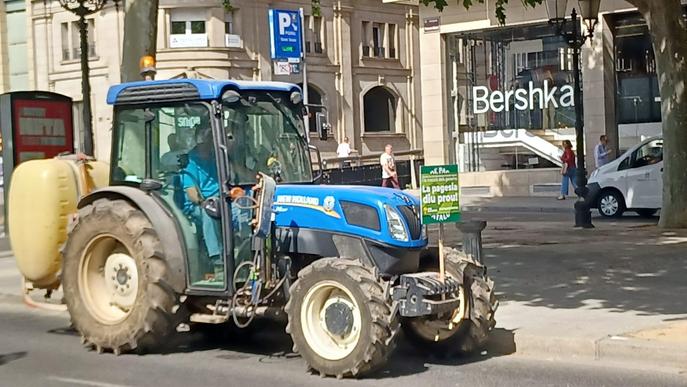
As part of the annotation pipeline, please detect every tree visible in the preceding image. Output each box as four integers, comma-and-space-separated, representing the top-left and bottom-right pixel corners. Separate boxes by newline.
120, 0, 159, 83
421, 0, 687, 228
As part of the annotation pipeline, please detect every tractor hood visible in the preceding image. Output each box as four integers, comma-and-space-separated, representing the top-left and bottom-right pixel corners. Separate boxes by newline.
272, 185, 427, 248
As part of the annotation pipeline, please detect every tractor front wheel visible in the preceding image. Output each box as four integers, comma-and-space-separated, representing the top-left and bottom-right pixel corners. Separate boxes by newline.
285, 258, 398, 378
62, 199, 178, 354
402, 247, 497, 356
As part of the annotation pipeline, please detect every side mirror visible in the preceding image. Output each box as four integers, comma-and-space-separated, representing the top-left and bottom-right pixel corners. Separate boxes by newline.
222, 90, 241, 104
315, 112, 330, 141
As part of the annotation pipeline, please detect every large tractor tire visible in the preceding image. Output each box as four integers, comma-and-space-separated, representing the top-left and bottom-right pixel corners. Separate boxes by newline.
402, 247, 497, 356
285, 258, 399, 378
62, 199, 179, 354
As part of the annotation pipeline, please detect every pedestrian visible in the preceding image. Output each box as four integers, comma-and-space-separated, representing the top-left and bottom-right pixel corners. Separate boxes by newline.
594, 135, 612, 169
337, 136, 354, 168
558, 140, 576, 200
380, 144, 400, 189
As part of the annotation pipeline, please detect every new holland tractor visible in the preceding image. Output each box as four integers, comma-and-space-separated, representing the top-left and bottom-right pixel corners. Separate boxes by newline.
8, 78, 497, 378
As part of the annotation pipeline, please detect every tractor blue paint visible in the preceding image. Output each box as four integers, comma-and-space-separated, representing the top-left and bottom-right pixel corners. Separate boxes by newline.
274, 184, 427, 248
107, 79, 301, 104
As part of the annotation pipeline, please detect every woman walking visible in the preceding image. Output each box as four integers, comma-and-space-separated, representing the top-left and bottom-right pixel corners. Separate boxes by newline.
558, 140, 577, 200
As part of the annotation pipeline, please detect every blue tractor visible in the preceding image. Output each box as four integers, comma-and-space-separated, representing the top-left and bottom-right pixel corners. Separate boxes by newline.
59, 79, 497, 378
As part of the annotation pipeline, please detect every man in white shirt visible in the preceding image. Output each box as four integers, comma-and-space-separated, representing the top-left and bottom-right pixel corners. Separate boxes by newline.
337, 137, 353, 167
380, 144, 399, 189
594, 135, 612, 169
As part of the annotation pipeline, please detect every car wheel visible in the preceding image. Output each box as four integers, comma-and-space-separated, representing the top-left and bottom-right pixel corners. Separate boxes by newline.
597, 191, 625, 218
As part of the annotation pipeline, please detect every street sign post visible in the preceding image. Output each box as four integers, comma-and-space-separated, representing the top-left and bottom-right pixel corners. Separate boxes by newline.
268, 8, 309, 134
420, 164, 461, 281
268, 9, 302, 60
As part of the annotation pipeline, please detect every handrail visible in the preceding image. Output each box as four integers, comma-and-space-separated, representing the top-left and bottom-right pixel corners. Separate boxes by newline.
323, 149, 423, 168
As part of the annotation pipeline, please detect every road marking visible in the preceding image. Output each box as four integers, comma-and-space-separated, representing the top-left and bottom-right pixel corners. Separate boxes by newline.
47, 376, 132, 387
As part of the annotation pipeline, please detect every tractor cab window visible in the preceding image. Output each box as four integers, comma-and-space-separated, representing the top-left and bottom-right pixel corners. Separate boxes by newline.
222, 91, 313, 185
112, 103, 227, 289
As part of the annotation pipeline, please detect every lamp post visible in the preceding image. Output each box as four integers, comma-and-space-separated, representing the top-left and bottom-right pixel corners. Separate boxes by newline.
59, 0, 120, 156
546, 0, 600, 228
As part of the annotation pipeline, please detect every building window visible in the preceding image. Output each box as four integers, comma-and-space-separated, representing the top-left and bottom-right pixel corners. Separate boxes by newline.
364, 87, 396, 132
614, 13, 661, 124
362, 22, 398, 59
225, 10, 242, 48
60, 20, 96, 61
169, 9, 208, 48
305, 15, 324, 54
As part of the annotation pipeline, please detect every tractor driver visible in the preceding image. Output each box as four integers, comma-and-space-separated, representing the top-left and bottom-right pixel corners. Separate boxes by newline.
182, 125, 223, 279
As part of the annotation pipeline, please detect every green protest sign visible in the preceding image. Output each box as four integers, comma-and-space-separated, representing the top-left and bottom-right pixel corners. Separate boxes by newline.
420, 164, 460, 224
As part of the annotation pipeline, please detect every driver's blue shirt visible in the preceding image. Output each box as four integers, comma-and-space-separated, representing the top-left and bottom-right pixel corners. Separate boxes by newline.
182, 148, 219, 212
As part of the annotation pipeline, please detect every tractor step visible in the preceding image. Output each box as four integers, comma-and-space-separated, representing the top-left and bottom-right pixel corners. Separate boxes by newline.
391, 272, 461, 317
189, 313, 229, 324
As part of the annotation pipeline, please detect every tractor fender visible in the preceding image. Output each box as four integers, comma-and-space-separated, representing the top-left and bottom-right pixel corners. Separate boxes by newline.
77, 187, 187, 293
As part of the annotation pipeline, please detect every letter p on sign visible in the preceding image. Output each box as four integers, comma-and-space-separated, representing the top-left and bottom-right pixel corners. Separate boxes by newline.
279, 13, 292, 34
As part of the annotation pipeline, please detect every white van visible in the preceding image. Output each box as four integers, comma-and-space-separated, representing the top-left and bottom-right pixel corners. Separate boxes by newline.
588, 136, 663, 218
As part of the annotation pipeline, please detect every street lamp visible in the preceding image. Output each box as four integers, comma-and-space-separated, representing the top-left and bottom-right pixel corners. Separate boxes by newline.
546, 0, 600, 229
58, 0, 120, 156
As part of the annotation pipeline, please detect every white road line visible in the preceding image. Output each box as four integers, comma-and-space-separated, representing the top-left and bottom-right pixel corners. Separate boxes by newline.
46, 376, 133, 387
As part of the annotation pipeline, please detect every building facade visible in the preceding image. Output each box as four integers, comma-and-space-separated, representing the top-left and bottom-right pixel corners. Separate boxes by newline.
411, 0, 684, 179
26, 0, 422, 161
0, 0, 29, 93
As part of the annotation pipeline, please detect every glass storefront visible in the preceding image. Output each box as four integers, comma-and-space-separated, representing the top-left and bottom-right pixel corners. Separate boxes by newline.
446, 22, 578, 171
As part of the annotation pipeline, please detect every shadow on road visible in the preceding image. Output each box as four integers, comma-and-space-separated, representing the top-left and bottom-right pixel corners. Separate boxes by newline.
154, 320, 516, 379
0, 351, 27, 366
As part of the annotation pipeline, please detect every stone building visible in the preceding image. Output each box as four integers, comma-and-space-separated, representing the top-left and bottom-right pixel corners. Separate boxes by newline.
25, 0, 422, 161
385, 0, 684, 196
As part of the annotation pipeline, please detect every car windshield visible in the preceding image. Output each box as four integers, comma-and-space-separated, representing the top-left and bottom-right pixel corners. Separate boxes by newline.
222, 91, 312, 185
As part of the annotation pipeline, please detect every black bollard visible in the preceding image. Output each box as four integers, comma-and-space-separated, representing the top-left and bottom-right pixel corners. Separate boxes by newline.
457, 220, 487, 264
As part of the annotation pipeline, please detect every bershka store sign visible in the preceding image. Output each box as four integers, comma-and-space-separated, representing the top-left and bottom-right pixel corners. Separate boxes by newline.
473, 80, 574, 114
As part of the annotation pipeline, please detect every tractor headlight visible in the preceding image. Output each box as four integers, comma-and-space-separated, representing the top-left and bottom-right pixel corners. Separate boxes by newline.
385, 205, 409, 242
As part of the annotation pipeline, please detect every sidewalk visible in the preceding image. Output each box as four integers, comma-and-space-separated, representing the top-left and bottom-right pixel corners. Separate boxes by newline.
434, 213, 687, 372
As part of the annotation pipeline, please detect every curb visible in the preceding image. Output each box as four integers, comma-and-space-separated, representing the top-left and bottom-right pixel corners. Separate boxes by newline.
0, 250, 13, 259
462, 205, 574, 214
500, 331, 687, 371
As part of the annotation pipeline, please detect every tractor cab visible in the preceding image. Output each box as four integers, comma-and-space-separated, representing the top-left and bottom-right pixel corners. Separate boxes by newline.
107, 79, 321, 291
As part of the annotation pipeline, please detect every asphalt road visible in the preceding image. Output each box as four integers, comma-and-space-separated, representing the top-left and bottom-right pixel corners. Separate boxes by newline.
0, 295, 685, 387
2, 210, 685, 387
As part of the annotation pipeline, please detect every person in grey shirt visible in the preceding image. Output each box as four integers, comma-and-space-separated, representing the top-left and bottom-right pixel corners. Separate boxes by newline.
594, 135, 612, 169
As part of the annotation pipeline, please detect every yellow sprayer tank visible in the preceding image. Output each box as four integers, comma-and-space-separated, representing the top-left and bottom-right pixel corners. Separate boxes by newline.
8, 157, 109, 289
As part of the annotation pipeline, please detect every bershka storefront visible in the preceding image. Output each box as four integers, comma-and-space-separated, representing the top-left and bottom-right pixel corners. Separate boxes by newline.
416, 3, 683, 189
446, 22, 579, 172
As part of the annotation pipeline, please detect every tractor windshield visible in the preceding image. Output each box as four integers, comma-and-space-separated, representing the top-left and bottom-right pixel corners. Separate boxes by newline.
222, 91, 313, 185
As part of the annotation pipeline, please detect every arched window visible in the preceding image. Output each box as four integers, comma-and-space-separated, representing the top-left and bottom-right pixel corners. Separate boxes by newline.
364, 87, 396, 132
299, 83, 324, 132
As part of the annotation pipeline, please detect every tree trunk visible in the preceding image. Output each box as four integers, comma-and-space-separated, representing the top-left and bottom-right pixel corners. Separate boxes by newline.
633, 0, 687, 228
120, 0, 159, 83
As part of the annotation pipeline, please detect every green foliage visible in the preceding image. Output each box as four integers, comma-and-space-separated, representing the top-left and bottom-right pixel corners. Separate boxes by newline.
222, 0, 233, 12
312, 0, 322, 17
420, 0, 542, 24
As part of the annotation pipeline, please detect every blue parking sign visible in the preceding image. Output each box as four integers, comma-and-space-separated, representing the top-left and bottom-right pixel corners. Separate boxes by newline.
268, 9, 302, 60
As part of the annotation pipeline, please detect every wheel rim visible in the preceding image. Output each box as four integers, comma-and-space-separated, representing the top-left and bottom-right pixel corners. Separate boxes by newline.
600, 195, 619, 216
300, 280, 362, 361
408, 282, 466, 342
78, 235, 139, 325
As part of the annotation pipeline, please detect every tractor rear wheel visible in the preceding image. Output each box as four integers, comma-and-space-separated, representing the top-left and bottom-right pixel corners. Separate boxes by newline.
285, 258, 399, 378
402, 247, 497, 356
62, 199, 178, 354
